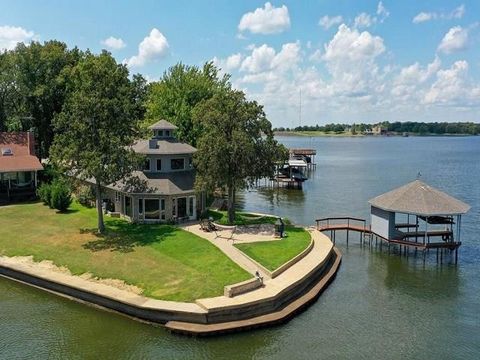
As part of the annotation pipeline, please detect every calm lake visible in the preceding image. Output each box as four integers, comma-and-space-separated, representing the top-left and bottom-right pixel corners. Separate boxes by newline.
1, 136, 479, 359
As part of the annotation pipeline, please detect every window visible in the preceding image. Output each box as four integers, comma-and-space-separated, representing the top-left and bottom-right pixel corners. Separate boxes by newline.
172, 198, 176, 217
189, 157, 193, 168
189, 196, 194, 217
145, 199, 160, 220
138, 198, 143, 215
125, 196, 132, 218
171, 158, 185, 170
165, 130, 170, 137
156, 159, 162, 171
144, 159, 151, 171
161, 199, 166, 220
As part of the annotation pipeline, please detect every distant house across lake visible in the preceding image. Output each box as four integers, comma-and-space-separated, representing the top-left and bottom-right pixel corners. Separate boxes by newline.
0, 131, 43, 203
90, 120, 204, 223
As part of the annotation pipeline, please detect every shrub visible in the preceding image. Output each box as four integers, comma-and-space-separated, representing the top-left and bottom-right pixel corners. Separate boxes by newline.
76, 185, 95, 207
50, 181, 72, 212
37, 183, 53, 207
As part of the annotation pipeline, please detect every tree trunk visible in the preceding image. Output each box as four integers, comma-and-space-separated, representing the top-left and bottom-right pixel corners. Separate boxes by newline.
95, 179, 105, 233
227, 184, 235, 225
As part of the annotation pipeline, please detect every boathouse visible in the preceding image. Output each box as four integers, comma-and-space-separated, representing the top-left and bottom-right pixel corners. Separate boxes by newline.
316, 179, 470, 262
368, 180, 470, 257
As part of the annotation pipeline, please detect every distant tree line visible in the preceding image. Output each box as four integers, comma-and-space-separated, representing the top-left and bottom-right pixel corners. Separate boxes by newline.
274, 121, 480, 135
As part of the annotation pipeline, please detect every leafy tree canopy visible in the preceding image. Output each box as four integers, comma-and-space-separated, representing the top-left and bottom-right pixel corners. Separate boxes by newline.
145, 62, 230, 146
193, 89, 288, 224
51, 51, 143, 232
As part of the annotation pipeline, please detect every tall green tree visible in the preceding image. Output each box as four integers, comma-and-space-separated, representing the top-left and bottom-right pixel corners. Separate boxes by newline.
12, 41, 83, 157
0, 51, 19, 131
145, 62, 230, 146
51, 51, 142, 233
193, 89, 288, 224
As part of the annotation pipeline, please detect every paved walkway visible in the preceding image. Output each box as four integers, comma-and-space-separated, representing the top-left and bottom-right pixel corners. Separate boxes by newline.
194, 229, 333, 311
183, 224, 274, 279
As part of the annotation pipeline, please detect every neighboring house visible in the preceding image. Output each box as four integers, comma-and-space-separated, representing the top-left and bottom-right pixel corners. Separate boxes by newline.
372, 125, 388, 135
0, 132, 43, 203
98, 120, 204, 223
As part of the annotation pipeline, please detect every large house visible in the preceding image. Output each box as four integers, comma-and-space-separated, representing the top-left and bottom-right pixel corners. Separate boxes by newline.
100, 120, 204, 223
0, 132, 43, 203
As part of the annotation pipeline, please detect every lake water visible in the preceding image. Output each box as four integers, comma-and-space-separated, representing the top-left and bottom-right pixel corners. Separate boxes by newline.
1, 136, 479, 359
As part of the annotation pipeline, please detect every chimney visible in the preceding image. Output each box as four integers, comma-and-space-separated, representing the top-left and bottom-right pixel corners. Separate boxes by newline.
27, 131, 35, 155
149, 139, 158, 149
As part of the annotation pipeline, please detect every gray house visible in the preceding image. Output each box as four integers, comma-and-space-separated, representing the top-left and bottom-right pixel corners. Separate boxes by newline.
100, 120, 204, 223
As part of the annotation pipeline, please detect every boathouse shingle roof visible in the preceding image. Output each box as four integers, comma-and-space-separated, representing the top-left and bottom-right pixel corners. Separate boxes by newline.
368, 180, 470, 216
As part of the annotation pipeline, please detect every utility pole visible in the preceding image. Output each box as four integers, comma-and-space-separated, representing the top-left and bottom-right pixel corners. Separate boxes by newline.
299, 88, 302, 127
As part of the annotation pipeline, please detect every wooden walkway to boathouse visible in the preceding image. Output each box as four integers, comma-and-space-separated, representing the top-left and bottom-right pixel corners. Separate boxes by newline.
315, 217, 462, 262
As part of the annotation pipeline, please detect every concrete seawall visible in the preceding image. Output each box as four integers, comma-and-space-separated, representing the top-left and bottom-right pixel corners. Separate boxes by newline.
0, 231, 341, 336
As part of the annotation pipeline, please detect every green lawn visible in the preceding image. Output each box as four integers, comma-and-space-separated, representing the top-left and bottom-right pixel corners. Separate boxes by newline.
207, 209, 282, 225
234, 226, 311, 271
0, 202, 251, 302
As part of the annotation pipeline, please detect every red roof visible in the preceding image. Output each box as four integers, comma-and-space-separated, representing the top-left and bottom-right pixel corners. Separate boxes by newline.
0, 132, 43, 173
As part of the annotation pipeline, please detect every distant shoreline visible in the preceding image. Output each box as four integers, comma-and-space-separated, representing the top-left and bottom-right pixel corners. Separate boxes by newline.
274, 131, 476, 138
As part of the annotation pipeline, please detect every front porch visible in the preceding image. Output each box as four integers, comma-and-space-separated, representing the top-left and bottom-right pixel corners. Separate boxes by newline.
0, 171, 39, 203
103, 189, 203, 224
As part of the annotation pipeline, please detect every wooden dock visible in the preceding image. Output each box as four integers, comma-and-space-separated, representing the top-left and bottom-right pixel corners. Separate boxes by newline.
315, 217, 461, 263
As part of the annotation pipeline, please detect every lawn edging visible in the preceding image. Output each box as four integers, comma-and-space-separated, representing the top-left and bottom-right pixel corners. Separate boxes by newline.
236, 230, 315, 279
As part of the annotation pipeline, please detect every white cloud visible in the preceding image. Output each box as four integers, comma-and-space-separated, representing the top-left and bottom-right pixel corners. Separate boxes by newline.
323, 24, 385, 63
240, 42, 300, 73
217, 20, 480, 126
101, 36, 126, 50
424, 60, 480, 106
377, 2, 390, 21
213, 53, 243, 73
322, 25, 386, 98
392, 57, 441, 101
308, 49, 322, 62
437, 26, 468, 54
413, 12, 435, 24
125, 28, 169, 67
240, 44, 276, 73
354, 13, 375, 28
413, 4, 466, 24
318, 15, 343, 30
238, 2, 290, 34
450, 4, 466, 19
0, 25, 36, 50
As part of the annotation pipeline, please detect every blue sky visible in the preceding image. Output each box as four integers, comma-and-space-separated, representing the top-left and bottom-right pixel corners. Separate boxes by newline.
1, 1, 479, 127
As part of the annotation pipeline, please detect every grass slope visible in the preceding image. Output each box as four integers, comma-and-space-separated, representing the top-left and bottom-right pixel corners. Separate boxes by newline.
235, 227, 311, 271
0, 202, 250, 302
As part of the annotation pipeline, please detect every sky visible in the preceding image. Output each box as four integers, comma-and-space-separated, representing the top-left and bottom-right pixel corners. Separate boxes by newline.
1, 0, 480, 128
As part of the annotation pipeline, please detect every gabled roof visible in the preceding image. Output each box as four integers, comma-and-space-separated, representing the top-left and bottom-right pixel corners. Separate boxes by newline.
0, 132, 43, 173
148, 119, 178, 130
368, 180, 470, 216
132, 139, 196, 155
